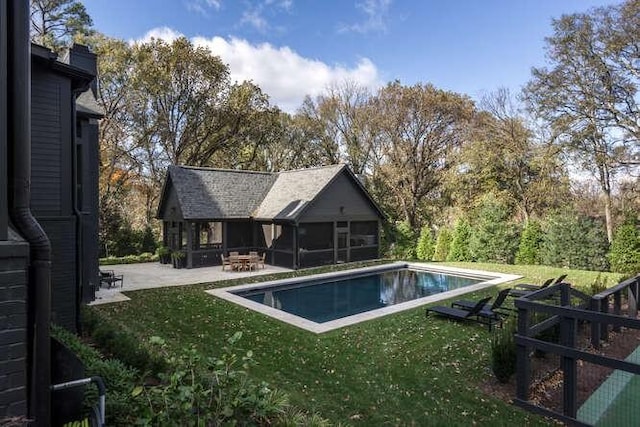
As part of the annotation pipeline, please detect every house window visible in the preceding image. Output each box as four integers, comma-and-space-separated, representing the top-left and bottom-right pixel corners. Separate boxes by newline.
350, 221, 378, 246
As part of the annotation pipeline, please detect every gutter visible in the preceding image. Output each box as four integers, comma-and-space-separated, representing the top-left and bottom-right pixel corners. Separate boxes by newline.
7, 0, 52, 424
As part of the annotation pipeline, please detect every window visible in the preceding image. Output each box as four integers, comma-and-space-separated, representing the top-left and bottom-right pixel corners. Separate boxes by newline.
350, 221, 378, 246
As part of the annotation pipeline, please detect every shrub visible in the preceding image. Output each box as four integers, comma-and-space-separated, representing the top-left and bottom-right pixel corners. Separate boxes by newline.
81, 307, 166, 375
490, 319, 517, 383
51, 325, 143, 425
608, 222, 640, 276
433, 228, 452, 262
588, 273, 608, 296
540, 211, 609, 271
133, 332, 326, 426
515, 220, 543, 265
99, 252, 159, 265
447, 218, 473, 262
416, 225, 435, 261
468, 194, 520, 264
388, 221, 418, 260
139, 225, 158, 254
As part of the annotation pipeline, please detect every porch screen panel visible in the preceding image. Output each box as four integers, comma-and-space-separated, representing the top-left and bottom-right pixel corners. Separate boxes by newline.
227, 221, 253, 248
350, 221, 378, 246
298, 222, 333, 251
273, 224, 293, 251
196, 222, 222, 249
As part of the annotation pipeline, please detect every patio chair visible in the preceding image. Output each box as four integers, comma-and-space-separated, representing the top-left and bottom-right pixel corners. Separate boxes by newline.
257, 253, 266, 269
509, 275, 566, 297
220, 254, 232, 271
451, 288, 513, 317
228, 254, 240, 271
425, 296, 496, 330
99, 270, 123, 288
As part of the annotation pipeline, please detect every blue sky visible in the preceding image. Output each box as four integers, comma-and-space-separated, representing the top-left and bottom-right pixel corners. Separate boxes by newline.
82, 0, 622, 112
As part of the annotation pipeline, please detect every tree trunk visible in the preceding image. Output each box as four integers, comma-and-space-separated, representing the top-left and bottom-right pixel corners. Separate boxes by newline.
599, 162, 614, 243
603, 188, 613, 243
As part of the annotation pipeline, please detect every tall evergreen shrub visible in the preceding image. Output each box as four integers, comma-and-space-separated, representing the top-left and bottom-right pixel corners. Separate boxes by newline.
608, 222, 640, 275
416, 225, 435, 261
433, 228, 452, 262
468, 194, 519, 264
447, 218, 473, 262
540, 212, 609, 271
515, 220, 543, 265
389, 221, 418, 259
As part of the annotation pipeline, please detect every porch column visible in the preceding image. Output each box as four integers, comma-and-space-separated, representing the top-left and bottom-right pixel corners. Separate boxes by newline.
186, 221, 193, 268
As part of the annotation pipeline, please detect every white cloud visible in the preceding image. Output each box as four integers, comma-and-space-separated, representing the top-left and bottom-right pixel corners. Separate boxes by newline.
186, 0, 222, 16
193, 35, 381, 112
339, 0, 392, 34
137, 27, 183, 43
264, 0, 293, 11
240, 8, 269, 32
133, 27, 382, 113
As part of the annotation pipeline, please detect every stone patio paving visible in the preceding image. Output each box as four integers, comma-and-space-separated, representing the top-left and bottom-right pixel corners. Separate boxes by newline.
91, 262, 291, 305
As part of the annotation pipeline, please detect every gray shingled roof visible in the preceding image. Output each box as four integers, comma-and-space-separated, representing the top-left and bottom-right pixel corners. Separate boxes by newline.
254, 164, 345, 220
168, 166, 275, 219
76, 89, 104, 118
164, 164, 348, 221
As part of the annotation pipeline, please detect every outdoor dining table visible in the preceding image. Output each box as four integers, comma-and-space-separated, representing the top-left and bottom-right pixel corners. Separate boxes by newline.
233, 254, 258, 271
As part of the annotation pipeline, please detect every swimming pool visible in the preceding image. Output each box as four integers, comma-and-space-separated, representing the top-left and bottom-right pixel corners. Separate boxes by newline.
207, 262, 520, 333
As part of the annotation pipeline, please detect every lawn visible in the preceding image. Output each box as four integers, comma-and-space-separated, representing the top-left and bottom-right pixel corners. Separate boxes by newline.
93, 261, 623, 426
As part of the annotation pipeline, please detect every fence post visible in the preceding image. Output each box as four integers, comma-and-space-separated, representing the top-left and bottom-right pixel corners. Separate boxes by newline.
613, 291, 622, 332
629, 278, 639, 318
516, 306, 530, 402
590, 297, 600, 349
560, 311, 577, 418
600, 297, 609, 342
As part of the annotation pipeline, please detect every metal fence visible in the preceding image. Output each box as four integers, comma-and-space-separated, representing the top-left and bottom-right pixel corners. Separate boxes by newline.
513, 276, 640, 426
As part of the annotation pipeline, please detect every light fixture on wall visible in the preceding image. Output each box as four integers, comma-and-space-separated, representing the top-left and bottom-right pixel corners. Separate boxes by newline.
340, 206, 344, 214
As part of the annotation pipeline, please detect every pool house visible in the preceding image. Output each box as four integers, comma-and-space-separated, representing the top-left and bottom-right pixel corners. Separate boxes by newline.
156, 164, 385, 269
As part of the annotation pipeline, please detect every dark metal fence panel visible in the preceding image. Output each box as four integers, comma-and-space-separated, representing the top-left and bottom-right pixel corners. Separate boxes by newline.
515, 277, 640, 426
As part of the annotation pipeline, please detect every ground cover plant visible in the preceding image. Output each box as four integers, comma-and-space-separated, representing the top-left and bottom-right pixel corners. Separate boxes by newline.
92, 261, 623, 425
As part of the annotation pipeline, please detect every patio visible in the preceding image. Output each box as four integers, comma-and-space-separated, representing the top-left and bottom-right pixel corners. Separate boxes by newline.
91, 261, 291, 305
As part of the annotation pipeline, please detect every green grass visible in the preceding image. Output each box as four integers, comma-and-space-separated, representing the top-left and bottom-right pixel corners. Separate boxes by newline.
93, 261, 623, 426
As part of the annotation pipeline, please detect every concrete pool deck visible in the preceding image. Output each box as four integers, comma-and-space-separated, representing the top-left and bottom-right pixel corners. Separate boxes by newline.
207, 262, 521, 333
91, 262, 292, 305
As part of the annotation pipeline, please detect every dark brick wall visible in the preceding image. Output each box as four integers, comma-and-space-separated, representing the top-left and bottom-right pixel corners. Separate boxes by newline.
0, 239, 29, 418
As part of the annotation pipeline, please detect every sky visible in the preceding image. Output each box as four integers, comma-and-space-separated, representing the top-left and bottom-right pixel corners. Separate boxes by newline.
82, 0, 623, 113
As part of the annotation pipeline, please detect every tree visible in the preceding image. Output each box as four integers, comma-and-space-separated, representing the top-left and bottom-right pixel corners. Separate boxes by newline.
453, 89, 570, 221
515, 220, 543, 265
387, 221, 418, 260
540, 211, 610, 271
433, 228, 452, 262
525, 1, 640, 242
416, 225, 435, 261
373, 82, 474, 228
468, 193, 520, 264
296, 81, 376, 174
126, 37, 281, 221
30, 0, 93, 51
447, 218, 473, 262
608, 220, 640, 275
